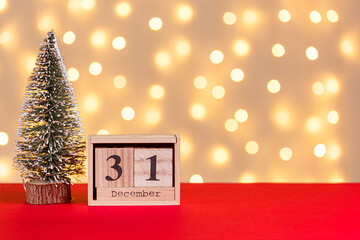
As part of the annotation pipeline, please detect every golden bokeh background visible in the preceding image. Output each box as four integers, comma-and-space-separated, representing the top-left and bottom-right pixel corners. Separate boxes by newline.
0, 0, 358, 183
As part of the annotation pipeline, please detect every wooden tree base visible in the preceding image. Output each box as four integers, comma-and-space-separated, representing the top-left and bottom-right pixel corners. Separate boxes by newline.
26, 181, 71, 205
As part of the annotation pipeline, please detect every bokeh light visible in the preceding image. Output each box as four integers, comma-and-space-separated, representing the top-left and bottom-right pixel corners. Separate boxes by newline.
194, 76, 207, 90
113, 75, 127, 89
340, 38, 355, 57
245, 141, 259, 155
327, 10, 339, 23
175, 40, 191, 56
81, 0, 95, 10
233, 40, 250, 56
211, 146, 229, 165
149, 84, 165, 100
327, 110, 339, 124
146, 108, 161, 125
306, 117, 321, 133
121, 106, 135, 121
223, 12, 237, 25
230, 68, 245, 82
63, 31, 76, 45
149, 17, 163, 31
176, 4, 193, 22
37, 18, 52, 32
115, 2, 131, 17
0, 161, 9, 179
0, 32, 10, 45
190, 174, 204, 183
89, 61, 102, 76
267, 79, 281, 93
314, 144, 326, 158
67, 67, 79, 82
91, 30, 106, 48
309, 10, 321, 23
212, 85, 225, 99
154, 51, 171, 68
181, 137, 193, 157
112, 36, 126, 50
239, 173, 256, 183
278, 9, 291, 23
272, 43, 285, 57
97, 129, 110, 135
234, 109, 248, 123
25, 55, 36, 73
84, 95, 99, 113
210, 50, 224, 64
190, 104, 206, 120
306, 46, 318, 60
325, 77, 339, 94
243, 9, 257, 24
280, 147, 293, 161
224, 119, 238, 132
274, 109, 290, 127
0, 0, 7, 11
0, 132, 9, 146
328, 144, 341, 160
312, 82, 325, 95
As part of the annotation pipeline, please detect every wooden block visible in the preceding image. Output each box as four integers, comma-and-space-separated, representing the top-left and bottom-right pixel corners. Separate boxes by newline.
134, 148, 173, 187
95, 148, 133, 188
96, 187, 175, 201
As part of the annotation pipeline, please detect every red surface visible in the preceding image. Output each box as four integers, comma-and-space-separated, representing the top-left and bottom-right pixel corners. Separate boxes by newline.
0, 183, 360, 239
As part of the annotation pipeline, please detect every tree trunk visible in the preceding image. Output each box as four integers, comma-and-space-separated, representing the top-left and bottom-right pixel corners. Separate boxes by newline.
26, 181, 71, 205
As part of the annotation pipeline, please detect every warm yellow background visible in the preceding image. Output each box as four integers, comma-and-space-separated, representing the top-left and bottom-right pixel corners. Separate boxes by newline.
0, 0, 358, 183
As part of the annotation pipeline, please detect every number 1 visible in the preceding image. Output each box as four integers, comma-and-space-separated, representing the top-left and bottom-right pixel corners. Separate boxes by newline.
146, 155, 159, 181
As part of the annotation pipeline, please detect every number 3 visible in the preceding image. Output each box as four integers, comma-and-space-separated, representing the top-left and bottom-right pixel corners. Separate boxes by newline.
105, 155, 122, 181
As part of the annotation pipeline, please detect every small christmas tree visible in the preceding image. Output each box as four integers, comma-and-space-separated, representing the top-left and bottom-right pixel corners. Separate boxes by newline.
13, 30, 86, 204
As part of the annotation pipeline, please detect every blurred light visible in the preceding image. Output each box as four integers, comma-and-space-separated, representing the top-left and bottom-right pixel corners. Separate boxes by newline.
175, 41, 191, 56
81, 0, 95, 10
115, 2, 131, 17
149, 17, 163, 31
234, 109, 248, 123
314, 144, 326, 158
230, 68, 244, 82
279, 147, 292, 161
190, 104, 206, 120
309, 10, 321, 23
327, 10, 339, 23
223, 12, 237, 25
67, 0, 82, 10
37, 18, 52, 32
210, 50, 224, 64
340, 39, 354, 57
67, 68, 79, 82
177, 4, 193, 22
224, 119, 238, 132
327, 110, 339, 124
325, 78, 339, 94
194, 76, 207, 89
149, 84, 165, 99
328, 145, 341, 160
84, 95, 99, 112
212, 85, 225, 99
0, 132, 9, 146
239, 173, 256, 183
0, 32, 10, 45
112, 36, 126, 50
233, 40, 250, 56
89, 61, 102, 76
243, 9, 257, 24
275, 110, 290, 127
267, 79, 281, 93
181, 137, 193, 156
330, 175, 345, 183
278, 9, 291, 23
0, 161, 8, 179
190, 174, 203, 183
97, 129, 109, 135
306, 46, 318, 60
312, 82, 325, 95
0, 0, 7, 11
113, 75, 127, 89
63, 31, 76, 45
121, 106, 135, 121
25, 55, 36, 73
245, 141, 259, 154
211, 147, 229, 165
272, 43, 285, 57
146, 109, 161, 125
306, 117, 321, 132
91, 31, 106, 48
155, 51, 171, 68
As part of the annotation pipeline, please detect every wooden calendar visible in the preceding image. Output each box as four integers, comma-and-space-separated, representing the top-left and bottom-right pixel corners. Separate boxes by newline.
88, 134, 180, 206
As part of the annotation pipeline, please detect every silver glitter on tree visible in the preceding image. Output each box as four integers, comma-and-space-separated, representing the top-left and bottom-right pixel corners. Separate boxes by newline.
13, 30, 86, 184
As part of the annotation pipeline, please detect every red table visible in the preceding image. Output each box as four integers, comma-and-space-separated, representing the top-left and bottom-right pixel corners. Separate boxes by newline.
0, 183, 359, 239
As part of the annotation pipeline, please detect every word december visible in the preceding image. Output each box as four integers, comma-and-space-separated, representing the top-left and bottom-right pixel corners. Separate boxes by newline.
111, 190, 161, 198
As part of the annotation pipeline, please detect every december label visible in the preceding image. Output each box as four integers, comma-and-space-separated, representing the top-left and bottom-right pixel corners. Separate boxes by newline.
96, 187, 175, 201
111, 190, 161, 198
